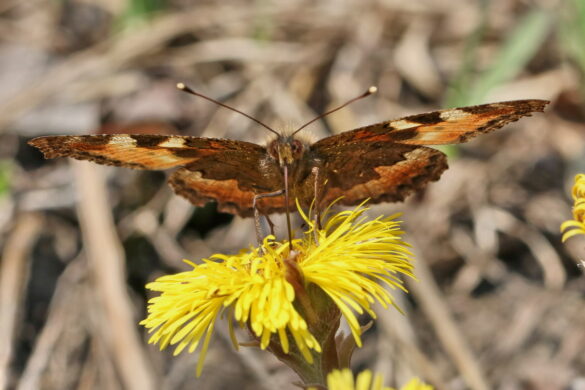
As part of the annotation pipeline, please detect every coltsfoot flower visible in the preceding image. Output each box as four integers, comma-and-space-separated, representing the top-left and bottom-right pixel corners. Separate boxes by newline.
140, 238, 320, 376
561, 174, 585, 241
312, 369, 433, 390
296, 203, 414, 346
141, 201, 414, 379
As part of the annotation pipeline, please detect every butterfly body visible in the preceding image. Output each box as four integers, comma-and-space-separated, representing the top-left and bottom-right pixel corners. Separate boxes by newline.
29, 99, 549, 216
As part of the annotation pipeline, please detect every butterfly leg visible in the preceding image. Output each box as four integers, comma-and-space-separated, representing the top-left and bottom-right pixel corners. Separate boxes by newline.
265, 214, 276, 236
253, 190, 284, 246
312, 166, 323, 231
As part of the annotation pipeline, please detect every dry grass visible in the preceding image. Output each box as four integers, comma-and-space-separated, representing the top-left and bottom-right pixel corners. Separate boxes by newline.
1, 0, 584, 389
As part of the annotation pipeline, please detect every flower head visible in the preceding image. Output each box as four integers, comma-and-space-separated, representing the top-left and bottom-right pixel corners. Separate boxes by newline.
312, 369, 433, 390
140, 239, 320, 376
141, 201, 414, 376
297, 202, 414, 346
561, 174, 585, 241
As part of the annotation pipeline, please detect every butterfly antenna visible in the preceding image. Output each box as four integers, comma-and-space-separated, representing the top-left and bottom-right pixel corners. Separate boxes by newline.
292, 86, 377, 136
177, 82, 280, 136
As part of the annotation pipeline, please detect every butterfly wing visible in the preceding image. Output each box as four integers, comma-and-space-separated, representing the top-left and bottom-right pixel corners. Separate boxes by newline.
314, 100, 549, 147
310, 100, 548, 206
29, 134, 253, 169
28, 134, 284, 216
310, 141, 447, 207
167, 142, 287, 216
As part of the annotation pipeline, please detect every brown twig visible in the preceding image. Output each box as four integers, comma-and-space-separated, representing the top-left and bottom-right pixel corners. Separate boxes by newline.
72, 160, 156, 390
17, 258, 86, 390
407, 243, 491, 390
376, 298, 448, 389
0, 213, 43, 390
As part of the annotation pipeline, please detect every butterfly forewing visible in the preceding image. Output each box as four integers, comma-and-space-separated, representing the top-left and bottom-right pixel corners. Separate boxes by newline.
28, 135, 266, 169
29, 134, 285, 216
313, 100, 549, 148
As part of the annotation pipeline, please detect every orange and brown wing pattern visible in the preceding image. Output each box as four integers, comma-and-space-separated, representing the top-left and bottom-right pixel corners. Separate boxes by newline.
28, 134, 266, 170
313, 100, 549, 148
169, 168, 286, 217
28, 134, 284, 216
313, 142, 448, 207
311, 100, 548, 207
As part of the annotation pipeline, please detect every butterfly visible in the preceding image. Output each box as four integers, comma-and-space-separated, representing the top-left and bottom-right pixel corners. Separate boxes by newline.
28, 84, 549, 219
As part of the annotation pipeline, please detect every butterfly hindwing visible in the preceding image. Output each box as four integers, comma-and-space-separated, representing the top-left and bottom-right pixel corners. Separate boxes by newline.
169, 167, 285, 217
311, 141, 448, 207
168, 144, 286, 216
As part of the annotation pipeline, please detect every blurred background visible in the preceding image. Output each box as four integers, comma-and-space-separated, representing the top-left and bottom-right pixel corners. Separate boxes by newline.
1, 0, 584, 389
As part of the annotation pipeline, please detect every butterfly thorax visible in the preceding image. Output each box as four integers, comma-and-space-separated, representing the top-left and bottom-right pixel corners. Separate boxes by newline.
267, 136, 305, 168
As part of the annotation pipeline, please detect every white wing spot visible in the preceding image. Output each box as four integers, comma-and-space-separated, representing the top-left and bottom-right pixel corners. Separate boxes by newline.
111, 135, 137, 145
158, 138, 187, 148
390, 119, 419, 130
403, 148, 428, 160
440, 109, 470, 121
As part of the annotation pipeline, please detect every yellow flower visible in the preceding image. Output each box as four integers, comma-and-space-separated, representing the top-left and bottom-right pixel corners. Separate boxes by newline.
141, 201, 413, 376
561, 174, 585, 241
140, 240, 319, 376
399, 378, 434, 390
297, 202, 414, 346
311, 369, 433, 390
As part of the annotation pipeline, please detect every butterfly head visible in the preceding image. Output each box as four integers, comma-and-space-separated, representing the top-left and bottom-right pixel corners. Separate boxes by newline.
268, 136, 305, 167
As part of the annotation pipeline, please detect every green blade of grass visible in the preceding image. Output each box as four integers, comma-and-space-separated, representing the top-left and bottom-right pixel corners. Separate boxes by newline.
0, 161, 12, 198
445, 6, 550, 159
115, 0, 167, 31
465, 8, 551, 105
445, 0, 489, 108
559, 0, 585, 95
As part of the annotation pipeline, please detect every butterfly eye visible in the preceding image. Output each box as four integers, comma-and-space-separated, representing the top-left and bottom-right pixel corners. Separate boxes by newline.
267, 142, 278, 158
291, 140, 303, 154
